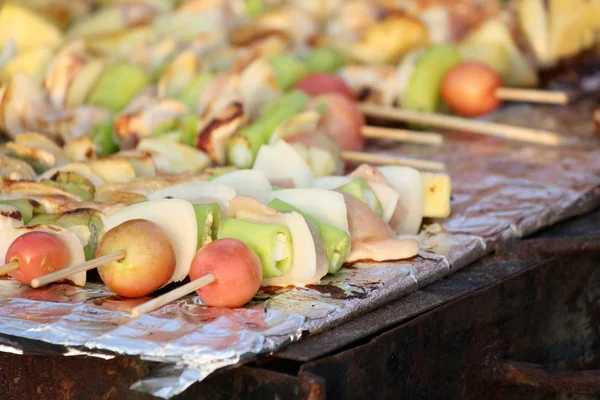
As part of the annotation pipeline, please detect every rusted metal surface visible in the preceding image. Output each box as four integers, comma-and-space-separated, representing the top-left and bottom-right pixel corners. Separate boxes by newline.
0, 352, 154, 400
482, 358, 600, 395
295, 209, 600, 399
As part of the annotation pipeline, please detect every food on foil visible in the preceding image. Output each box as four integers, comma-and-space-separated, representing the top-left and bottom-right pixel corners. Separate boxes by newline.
0, 3, 596, 393
0, 225, 86, 286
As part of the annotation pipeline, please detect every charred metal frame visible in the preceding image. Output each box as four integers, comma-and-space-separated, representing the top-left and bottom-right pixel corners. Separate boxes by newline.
0, 208, 598, 400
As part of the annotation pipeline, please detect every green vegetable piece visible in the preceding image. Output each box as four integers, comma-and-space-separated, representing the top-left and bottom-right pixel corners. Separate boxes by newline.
40, 171, 95, 201
178, 114, 199, 147
336, 178, 383, 218
0, 199, 34, 224
217, 218, 293, 278
306, 47, 345, 73
269, 198, 350, 274
91, 118, 119, 156
244, 0, 264, 17
227, 90, 310, 167
192, 203, 221, 250
270, 53, 308, 91
151, 119, 180, 138
150, 114, 199, 147
403, 45, 462, 113
30, 208, 104, 261
88, 63, 150, 113
178, 72, 214, 110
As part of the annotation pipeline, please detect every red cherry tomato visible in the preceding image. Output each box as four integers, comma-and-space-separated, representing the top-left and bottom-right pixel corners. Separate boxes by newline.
5, 232, 70, 285
189, 239, 262, 308
441, 62, 502, 117
295, 73, 356, 101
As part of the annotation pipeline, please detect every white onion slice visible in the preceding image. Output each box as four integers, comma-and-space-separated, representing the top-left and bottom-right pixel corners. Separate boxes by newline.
269, 188, 349, 233
213, 170, 272, 204
378, 166, 423, 235
102, 199, 198, 283
147, 181, 236, 211
253, 140, 313, 188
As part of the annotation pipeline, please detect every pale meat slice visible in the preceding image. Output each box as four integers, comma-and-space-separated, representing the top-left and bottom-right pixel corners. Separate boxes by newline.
348, 163, 390, 185
341, 193, 419, 263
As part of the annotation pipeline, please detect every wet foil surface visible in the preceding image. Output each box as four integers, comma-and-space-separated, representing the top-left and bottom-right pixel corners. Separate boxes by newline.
0, 102, 599, 398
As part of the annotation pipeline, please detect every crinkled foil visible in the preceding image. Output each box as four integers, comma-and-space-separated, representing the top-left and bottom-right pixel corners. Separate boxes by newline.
0, 103, 599, 398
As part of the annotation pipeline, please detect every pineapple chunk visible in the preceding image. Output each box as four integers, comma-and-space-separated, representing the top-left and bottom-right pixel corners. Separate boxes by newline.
518, 0, 600, 66
516, 0, 550, 65
547, 0, 600, 63
351, 15, 429, 65
421, 172, 451, 219
0, 3, 63, 53
464, 17, 538, 87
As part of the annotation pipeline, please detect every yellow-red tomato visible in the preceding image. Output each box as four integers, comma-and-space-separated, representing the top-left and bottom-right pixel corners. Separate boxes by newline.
441, 62, 502, 117
96, 219, 176, 298
189, 239, 262, 308
6, 232, 70, 285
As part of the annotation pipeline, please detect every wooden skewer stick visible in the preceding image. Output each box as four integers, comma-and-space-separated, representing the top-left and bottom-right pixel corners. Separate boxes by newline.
358, 103, 566, 146
362, 126, 444, 146
31, 250, 126, 288
131, 273, 216, 317
0, 261, 19, 276
495, 88, 569, 105
341, 151, 446, 171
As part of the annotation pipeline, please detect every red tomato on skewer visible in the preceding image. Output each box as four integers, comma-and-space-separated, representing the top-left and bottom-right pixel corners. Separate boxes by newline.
189, 239, 262, 308
5, 231, 70, 285
441, 62, 502, 117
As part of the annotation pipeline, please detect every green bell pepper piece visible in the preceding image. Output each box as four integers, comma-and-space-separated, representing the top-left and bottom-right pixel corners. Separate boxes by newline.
403, 45, 462, 114
270, 53, 308, 90
91, 118, 119, 156
217, 218, 293, 278
192, 203, 221, 250
226, 90, 310, 168
336, 178, 383, 218
0, 199, 35, 224
40, 171, 95, 201
306, 47, 345, 73
244, 0, 264, 17
88, 63, 150, 113
29, 209, 105, 261
269, 198, 350, 274
178, 72, 214, 110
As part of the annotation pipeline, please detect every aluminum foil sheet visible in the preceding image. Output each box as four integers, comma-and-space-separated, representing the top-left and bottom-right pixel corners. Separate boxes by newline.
0, 102, 598, 398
